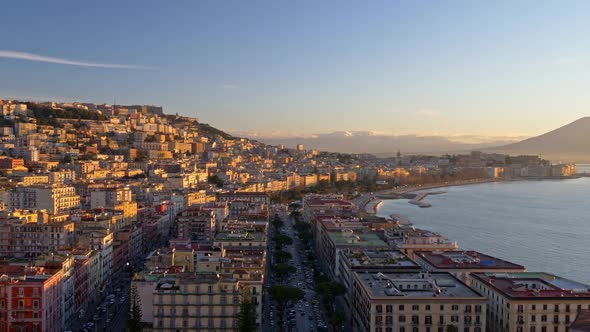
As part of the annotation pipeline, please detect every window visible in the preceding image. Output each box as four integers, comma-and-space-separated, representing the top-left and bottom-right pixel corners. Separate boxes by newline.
532, 315, 536, 322
377, 305, 383, 313
399, 305, 405, 311
425, 316, 432, 324
465, 305, 472, 313
411, 316, 419, 324
425, 305, 431, 311
541, 315, 547, 322
475, 305, 481, 313
33, 300, 38, 308
376, 316, 383, 325
399, 315, 406, 322
18, 300, 24, 309
412, 305, 419, 311
386, 305, 393, 313
452, 305, 459, 311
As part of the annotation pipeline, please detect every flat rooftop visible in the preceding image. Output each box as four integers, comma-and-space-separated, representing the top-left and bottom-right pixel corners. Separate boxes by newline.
355, 271, 483, 299
215, 231, 266, 242
328, 231, 388, 248
472, 272, 590, 299
416, 250, 526, 270
344, 249, 418, 268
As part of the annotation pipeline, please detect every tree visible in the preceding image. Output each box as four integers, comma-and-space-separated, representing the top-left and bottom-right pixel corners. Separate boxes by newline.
271, 217, 284, 230
273, 263, 296, 283
128, 283, 143, 332
316, 281, 346, 307
237, 288, 257, 332
445, 325, 459, 332
274, 250, 292, 263
273, 234, 293, 248
269, 285, 304, 332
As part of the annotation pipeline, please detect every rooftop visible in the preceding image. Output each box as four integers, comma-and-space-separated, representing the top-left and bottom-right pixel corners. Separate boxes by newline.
354, 271, 483, 299
215, 231, 266, 242
472, 272, 590, 299
343, 249, 418, 269
328, 231, 387, 248
416, 250, 526, 270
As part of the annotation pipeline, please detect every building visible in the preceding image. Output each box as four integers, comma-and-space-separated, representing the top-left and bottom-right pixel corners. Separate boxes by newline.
383, 226, 459, 259
336, 249, 421, 311
9, 185, 80, 214
351, 271, 487, 332
175, 208, 216, 246
471, 272, 590, 332
414, 250, 526, 285
0, 264, 65, 332
572, 310, 590, 332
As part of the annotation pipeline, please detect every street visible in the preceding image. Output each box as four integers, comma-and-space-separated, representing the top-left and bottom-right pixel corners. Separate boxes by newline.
262, 208, 328, 332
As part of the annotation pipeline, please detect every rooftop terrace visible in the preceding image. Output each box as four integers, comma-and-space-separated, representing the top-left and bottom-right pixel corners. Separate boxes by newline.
472, 272, 590, 299
416, 250, 526, 270
355, 271, 483, 299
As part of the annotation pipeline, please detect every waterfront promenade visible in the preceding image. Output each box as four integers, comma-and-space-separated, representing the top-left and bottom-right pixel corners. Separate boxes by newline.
356, 178, 499, 213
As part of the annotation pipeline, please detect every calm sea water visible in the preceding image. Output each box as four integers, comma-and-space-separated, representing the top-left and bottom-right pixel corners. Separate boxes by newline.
377, 177, 590, 285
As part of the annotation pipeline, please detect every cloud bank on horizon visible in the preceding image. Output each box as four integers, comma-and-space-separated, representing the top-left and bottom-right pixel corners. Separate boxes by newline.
0, 50, 156, 70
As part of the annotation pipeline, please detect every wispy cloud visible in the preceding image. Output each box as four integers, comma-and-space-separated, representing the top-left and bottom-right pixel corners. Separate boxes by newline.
415, 109, 440, 117
219, 84, 239, 89
0, 50, 156, 70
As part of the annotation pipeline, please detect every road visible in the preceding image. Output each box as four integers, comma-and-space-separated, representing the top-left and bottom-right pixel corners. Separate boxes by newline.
262, 209, 328, 332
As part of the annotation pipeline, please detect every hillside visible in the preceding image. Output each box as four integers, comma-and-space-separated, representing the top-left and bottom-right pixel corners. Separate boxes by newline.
488, 117, 590, 162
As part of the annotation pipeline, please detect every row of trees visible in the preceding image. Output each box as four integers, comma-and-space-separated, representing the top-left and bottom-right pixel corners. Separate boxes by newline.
268, 213, 304, 331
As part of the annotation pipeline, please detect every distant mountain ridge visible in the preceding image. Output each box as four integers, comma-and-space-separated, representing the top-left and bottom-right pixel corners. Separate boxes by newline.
250, 131, 522, 156
487, 117, 590, 162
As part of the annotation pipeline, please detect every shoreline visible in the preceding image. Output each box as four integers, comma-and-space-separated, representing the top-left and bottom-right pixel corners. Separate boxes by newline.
360, 176, 583, 216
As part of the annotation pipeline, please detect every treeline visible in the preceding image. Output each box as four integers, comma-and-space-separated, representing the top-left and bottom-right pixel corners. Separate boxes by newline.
26, 103, 107, 123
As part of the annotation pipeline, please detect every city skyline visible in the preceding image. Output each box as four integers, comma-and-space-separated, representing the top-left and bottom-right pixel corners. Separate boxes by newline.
3, 1, 590, 137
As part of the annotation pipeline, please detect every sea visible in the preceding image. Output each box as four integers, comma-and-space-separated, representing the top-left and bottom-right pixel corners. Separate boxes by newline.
377, 173, 590, 285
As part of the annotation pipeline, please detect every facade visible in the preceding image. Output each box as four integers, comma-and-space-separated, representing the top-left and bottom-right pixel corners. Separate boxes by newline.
351, 271, 487, 332
151, 273, 243, 331
9, 185, 80, 214
471, 272, 590, 332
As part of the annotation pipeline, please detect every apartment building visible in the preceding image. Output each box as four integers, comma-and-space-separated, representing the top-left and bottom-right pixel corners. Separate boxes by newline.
9, 185, 80, 214
352, 271, 487, 332
471, 272, 590, 332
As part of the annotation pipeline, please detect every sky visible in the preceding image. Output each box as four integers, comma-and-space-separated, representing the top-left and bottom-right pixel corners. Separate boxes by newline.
2, 1, 590, 139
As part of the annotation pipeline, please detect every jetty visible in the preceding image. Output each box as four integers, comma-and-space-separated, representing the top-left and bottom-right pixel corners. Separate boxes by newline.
408, 191, 446, 208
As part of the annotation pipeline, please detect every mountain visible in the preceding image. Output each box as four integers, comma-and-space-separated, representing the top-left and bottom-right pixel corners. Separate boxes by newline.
487, 117, 590, 162
251, 131, 522, 156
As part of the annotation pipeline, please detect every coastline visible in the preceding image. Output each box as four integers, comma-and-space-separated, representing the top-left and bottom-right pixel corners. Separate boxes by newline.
359, 176, 581, 215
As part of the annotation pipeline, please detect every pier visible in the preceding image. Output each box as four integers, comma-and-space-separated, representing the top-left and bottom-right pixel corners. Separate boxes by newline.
408, 191, 446, 208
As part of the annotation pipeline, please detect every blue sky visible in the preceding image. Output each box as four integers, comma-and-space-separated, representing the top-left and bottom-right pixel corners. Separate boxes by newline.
2, 1, 590, 138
